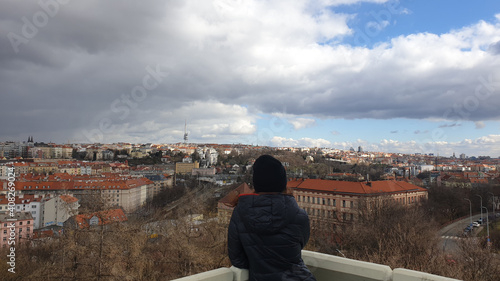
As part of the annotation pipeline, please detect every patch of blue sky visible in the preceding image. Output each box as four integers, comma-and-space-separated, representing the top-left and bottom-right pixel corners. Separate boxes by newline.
255, 114, 499, 147
329, 0, 500, 48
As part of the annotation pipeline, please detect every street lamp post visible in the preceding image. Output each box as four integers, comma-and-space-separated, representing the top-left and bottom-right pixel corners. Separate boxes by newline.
464, 198, 472, 228
482, 206, 490, 246
476, 194, 483, 223
487, 192, 495, 218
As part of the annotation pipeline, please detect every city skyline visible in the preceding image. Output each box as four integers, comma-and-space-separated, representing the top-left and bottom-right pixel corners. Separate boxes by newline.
0, 137, 495, 159
1, 0, 500, 157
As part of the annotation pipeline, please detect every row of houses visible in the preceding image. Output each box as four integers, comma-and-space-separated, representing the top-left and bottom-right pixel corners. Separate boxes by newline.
0, 205, 129, 247
0, 173, 173, 213
0, 172, 169, 247
0, 160, 133, 179
0, 193, 79, 229
0, 140, 73, 159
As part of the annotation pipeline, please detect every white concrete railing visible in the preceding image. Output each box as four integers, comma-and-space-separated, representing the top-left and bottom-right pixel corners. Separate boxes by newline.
172, 250, 461, 281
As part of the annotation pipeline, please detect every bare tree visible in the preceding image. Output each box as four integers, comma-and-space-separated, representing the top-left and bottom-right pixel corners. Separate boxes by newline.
456, 238, 500, 281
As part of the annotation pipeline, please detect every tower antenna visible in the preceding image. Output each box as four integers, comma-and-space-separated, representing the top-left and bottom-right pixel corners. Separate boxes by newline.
183, 119, 188, 144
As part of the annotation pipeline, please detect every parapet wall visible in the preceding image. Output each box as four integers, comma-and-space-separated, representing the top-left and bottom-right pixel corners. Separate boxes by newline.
172, 250, 461, 281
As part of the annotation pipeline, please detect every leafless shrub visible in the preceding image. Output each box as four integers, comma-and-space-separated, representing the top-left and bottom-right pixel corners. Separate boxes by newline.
311, 197, 465, 279
455, 238, 500, 281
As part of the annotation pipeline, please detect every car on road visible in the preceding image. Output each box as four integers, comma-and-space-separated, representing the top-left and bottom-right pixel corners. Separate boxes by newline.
472, 222, 480, 227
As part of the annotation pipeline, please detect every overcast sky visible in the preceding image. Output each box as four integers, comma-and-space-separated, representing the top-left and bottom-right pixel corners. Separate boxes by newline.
1, 0, 500, 157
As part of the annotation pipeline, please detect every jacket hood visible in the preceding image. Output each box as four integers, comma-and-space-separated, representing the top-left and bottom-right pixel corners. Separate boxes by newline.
236, 194, 299, 235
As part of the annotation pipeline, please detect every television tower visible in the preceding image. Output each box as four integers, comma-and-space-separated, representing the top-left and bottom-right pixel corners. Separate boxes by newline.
183, 120, 188, 144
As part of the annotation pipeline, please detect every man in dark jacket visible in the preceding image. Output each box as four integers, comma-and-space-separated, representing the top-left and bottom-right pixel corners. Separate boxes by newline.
228, 155, 316, 281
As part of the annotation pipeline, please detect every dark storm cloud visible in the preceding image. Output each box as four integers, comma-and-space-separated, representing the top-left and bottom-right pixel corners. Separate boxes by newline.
1, 0, 500, 143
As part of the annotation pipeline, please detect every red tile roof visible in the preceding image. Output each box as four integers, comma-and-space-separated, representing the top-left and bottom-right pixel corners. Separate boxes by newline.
74, 209, 127, 229
32, 230, 54, 239
59, 194, 78, 204
0, 194, 44, 204
6, 174, 153, 191
288, 179, 427, 195
469, 178, 488, 184
218, 183, 254, 208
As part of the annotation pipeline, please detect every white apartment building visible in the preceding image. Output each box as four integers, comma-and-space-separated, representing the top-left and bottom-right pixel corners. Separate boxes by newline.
205, 148, 218, 166
0, 194, 44, 229
42, 194, 79, 228
0, 165, 10, 180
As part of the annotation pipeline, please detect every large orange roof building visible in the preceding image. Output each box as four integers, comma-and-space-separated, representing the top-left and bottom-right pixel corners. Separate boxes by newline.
288, 179, 428, 224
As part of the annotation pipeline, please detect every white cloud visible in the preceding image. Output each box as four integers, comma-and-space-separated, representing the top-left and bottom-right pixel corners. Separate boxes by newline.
289, 118, 317, 130
331, 135, 500, 157
366, 20, 390, 32
202, 134, 217, 139
270, 113, 317, 130
271, 136, 332, 147
318, 0, 389, 6
400, 8, 410, 15
475, 121, 486, 129
74, 101, 258, 144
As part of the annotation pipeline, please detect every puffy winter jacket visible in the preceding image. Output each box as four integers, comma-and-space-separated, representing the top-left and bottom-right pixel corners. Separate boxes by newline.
228, 193, 316, 281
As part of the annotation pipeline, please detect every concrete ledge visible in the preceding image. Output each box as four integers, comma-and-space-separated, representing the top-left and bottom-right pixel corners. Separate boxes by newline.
393, 268, 461, 281
171, 251, 463, 281
302, 250, 393, 281
230, 266, 249, 281
172, 267, 234, 281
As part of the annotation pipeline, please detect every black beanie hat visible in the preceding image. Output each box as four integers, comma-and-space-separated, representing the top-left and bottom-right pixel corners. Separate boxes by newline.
252, 155, 287, 193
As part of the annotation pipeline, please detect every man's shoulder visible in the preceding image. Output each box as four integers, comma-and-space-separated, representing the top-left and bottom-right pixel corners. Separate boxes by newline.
284, 196, 308, 219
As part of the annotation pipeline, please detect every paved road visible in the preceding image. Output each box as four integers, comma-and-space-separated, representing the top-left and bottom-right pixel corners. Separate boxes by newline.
439, 214, 483, 253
